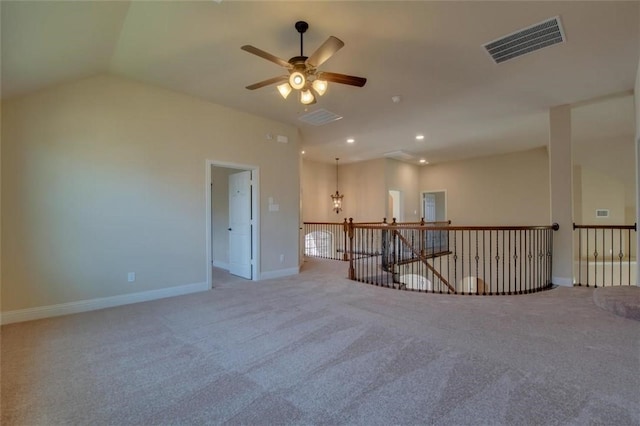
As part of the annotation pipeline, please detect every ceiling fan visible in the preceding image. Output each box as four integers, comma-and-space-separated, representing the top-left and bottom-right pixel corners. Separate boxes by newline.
241, 21, 367, 105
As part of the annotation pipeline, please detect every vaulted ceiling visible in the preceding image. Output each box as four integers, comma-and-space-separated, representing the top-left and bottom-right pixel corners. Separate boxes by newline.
2, 1, 638, 164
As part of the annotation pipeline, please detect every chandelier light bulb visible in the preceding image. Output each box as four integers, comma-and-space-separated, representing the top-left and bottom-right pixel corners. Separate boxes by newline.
312, 79, 328, 96
277, 83, 292, 99
289, 71, 306, 90
332, 193, 343, 213
300, 89, 315, 105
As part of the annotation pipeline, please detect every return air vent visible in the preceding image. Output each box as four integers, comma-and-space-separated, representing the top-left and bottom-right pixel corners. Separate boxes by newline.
483, 16, 565, 64
384, 150, 415, 161
298, 108, 343, 126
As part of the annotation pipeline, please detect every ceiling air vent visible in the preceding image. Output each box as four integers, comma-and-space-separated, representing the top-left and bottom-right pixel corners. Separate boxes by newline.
384, 150, 415, 161
298, 108, 343, 126
483, 16, 565, 64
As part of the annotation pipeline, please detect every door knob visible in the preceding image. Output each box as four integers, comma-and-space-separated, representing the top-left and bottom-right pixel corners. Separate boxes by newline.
228, 228, 232, 231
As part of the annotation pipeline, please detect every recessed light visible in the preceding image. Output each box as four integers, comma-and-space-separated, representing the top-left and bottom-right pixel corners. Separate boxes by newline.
346, 138, 355, 144
419, 159, 428, 164
301, 150, 306, 154
416, 134, 425, 140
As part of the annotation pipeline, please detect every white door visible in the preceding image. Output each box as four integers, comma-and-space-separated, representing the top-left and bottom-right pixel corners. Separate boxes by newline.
228, 170, 252, 279
424, 193, 436, 222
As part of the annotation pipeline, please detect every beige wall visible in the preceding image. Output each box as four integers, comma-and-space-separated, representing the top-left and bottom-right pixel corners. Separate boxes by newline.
419, 148, 550, 226
304, 149, 550, 226
385, 159, 421, 222
573, 134, 636, 225
0, 102, 2, 310
636, 49, 640, 284
301, 159, 336, 222
579, 168, 626, 224
301, 157, 440, 224
302, 158, 420, 223
2, 74, 300, 312
340, 159, 387, 222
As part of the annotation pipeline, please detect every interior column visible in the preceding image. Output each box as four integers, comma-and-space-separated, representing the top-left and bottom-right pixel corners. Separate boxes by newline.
548, 105, 574, 286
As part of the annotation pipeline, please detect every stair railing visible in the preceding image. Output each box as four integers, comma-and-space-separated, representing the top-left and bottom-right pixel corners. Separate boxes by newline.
573, 223, 637, 287
303, 218, 450, 262
348, 221, 558, 295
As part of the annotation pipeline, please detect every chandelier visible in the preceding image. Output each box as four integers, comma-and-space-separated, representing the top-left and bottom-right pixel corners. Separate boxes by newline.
331, 157, 344, 214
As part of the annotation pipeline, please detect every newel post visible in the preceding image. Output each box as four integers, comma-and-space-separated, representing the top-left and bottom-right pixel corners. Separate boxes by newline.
390, 218, 398, 280
348, 218, 355, 279
419, 217, 426, 257
342, 218, 349, 261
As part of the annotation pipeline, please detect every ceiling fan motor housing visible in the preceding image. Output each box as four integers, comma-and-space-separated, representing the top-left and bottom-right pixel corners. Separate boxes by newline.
288, 56, 308, 69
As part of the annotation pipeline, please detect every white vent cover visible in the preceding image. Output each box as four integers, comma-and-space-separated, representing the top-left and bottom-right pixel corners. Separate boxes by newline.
298, 108, 343, 126
483, 16, 565, 64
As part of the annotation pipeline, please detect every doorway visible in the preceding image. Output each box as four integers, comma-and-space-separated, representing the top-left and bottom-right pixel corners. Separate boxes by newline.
422, 190, 447, 222
388, 190, 402, 221
206, 161, 260, 287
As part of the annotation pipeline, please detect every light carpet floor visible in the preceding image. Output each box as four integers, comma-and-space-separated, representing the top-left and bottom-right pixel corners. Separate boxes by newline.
2, 258, 639, 425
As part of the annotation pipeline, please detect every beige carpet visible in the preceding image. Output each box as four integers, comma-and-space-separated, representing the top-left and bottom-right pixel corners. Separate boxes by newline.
2, 258, 639, 425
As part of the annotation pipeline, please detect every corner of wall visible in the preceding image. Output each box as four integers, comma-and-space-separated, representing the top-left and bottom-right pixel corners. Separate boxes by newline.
635, 52, 640, 284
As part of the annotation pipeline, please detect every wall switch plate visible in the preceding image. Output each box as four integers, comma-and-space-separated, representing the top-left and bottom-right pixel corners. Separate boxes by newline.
127, 272, 136, 282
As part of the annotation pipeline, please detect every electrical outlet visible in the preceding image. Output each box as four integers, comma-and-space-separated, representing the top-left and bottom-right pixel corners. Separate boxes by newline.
127, 272, 136, 282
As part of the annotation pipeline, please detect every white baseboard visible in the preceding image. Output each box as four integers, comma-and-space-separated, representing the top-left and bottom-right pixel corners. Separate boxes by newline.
259, 266, 300, 281
212, 260, 229, 270
1, 281, 209, 325
552, 276, 574, 287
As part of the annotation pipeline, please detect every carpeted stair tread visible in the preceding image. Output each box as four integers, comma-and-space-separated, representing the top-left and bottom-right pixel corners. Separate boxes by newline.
593, 286, 640, 321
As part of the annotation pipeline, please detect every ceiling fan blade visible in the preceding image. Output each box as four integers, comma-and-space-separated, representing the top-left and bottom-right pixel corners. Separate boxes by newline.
246, 75, 288, 90
306, 36, 344, 68
241, 45, 291, 68
317, 71, 367, 87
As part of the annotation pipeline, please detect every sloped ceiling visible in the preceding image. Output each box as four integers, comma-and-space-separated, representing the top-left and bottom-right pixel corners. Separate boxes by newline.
2, 1, 638, 164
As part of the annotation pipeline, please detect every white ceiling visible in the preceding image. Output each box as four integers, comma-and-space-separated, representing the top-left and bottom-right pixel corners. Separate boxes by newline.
2, 1, 638, 165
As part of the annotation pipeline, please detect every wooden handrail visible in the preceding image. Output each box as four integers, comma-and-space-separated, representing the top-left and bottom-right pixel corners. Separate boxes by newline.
354, 224, 556, 231
573, 223, 637, 230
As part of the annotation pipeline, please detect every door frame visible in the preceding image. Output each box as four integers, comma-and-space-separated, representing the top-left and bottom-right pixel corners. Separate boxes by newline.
420, 189, 448, 222
206, 160, 260, 287
388, 189, 403, 222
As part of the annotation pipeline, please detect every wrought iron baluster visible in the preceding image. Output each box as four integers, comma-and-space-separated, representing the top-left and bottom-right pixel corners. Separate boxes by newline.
601, 228, 605, 287
578, 226, 582, 286
475, 230, 479, 295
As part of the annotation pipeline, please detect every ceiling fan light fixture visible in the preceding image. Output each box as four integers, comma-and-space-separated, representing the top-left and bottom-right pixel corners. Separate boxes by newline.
312, 79, 328, 96
289, 71, 306, 90
300, 89, 315, 105
277, 83, 292, 99
242, 21, 366, 106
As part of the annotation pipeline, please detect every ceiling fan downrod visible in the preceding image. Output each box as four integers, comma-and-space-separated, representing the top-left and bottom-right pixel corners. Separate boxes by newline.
295, 21, 309, 57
